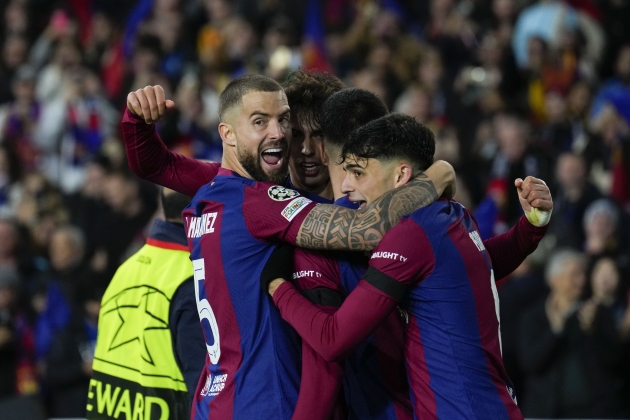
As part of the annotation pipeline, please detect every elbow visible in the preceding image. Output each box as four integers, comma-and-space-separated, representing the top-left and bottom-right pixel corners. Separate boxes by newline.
126, 159, 149, 180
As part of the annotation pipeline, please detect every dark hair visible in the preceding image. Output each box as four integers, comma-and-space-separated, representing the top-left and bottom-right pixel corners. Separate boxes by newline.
161, 189, 192, 222
341, 113, 435, 172
321, 88, 388, 147
282, 70, 344, 130
218, 74, 283, 121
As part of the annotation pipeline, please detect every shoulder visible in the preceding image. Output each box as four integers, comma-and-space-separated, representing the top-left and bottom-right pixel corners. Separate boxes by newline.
250, 182, 301, 200
244, 182, 314, 220
410, 199, 466, 226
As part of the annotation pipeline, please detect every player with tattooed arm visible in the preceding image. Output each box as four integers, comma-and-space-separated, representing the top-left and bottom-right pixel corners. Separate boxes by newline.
124, 75, 454, 419
264, 113, 552, 420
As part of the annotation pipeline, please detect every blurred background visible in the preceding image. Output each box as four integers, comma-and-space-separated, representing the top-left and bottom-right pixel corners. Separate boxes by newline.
0, 0, 629, 418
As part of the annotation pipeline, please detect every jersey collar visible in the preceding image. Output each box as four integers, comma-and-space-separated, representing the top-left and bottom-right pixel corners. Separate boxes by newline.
146, 219, 189, 251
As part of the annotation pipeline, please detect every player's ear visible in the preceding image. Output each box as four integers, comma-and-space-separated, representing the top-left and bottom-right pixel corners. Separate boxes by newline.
219, 122, 236, 146
394, 163, 414, 188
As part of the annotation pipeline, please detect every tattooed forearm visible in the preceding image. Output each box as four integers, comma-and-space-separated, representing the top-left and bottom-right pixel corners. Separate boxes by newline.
296, 174, 438, 251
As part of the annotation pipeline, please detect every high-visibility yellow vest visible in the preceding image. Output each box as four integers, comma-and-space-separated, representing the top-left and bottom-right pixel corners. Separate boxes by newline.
87, 242, 193, 420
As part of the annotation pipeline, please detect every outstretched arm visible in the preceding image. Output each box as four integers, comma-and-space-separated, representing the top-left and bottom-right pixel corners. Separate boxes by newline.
295, 162, 454, 250
123, 86, 220, 196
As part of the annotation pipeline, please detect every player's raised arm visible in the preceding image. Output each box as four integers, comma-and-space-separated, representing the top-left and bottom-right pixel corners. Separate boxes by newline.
123, 85, 220, 197
294, 160, 454, 251
483, 176, 552, 281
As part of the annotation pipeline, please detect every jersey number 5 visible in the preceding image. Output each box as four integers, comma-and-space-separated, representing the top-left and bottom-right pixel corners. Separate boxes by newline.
193, 258, 221, 364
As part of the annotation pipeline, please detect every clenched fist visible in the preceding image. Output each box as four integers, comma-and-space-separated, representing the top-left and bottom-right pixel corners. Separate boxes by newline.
127, 85, 175, 124
515, 176, 552, 212
515, 176, 553, 227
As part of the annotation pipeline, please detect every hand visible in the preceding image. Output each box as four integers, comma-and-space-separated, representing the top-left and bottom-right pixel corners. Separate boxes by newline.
515, 176, 553, 212
260, 243, 294, 295
268, 279, 286, 297
426, 160, 456, 199
516, 176, 553, 226
126, 85, 175, 124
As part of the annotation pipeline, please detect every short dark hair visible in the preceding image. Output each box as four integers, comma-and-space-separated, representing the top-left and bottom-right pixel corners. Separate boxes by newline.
161, 189, 192, 222
321, 88, 388, 147
218, 75, 283, 121
341, 113, 435, 172
282, 70, 344, 130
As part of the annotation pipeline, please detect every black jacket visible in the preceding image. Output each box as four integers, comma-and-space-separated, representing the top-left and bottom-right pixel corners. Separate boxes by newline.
518, 300, 627, 418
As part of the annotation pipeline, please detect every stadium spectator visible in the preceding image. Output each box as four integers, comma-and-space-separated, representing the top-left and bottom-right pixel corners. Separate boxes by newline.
519, 249, 627, 418
490, 114, 548, 222
0, 266, 37, 399
0, 66, 45, 173
582, 199, 627, 264
44, 287, 100, 418
549, 152, 602, 248
589, 257, 627, 325
96, 171, 156, 277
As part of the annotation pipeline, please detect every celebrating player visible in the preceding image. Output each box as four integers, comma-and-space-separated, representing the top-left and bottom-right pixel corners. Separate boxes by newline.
264, 113, 553, 420
293, 88, 414, 420
125, 75, 455, 419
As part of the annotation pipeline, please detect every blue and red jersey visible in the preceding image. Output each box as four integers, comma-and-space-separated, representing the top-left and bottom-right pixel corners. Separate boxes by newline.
273, 200, 548, 420
294, 250, 412, 419
183, 168, 316, 419
369, 201, 521, 419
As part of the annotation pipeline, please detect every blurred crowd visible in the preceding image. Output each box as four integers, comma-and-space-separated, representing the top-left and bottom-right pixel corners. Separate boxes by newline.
0, 0, 630, 418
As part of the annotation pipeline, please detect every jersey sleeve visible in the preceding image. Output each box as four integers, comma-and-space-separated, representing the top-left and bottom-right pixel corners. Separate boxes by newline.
272, 280, 399, 361
365, 218, 436, 292
242, 183, 317, 244
482, 215, 548, 282
121, 108, 220, 197
271, 218, 438, 361
293, 248, 344, 299
292, 306, 346, 420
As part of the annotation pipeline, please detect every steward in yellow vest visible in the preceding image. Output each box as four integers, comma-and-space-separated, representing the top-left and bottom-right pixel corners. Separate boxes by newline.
87, 190, 205, 420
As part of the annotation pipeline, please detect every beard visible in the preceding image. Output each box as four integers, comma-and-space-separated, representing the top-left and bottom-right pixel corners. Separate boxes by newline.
238, 145, 288, 185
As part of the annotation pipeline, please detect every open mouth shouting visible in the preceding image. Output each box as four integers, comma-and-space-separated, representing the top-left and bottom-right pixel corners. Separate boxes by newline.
260, 145, 286, 171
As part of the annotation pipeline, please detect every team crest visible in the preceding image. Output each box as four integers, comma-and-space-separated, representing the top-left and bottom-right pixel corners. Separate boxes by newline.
268, 186, 299, 201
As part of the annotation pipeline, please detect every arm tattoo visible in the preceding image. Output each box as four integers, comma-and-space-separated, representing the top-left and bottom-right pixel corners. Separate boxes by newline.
296, 174, 438, 251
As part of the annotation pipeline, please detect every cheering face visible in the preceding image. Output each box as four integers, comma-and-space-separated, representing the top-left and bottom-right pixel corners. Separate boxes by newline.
341, 156, 399, 208
230, 91, 291, 185
288, 116, 330, 192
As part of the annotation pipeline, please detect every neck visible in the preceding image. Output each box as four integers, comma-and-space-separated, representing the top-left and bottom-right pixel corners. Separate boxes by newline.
222, 148, 251, 179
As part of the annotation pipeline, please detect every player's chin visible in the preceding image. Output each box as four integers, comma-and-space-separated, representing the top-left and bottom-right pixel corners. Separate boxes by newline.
300, 172, 329, 189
